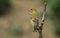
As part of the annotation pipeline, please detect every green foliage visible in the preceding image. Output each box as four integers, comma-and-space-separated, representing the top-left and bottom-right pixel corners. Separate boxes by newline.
46, 0, 60, 36
54, 25, 60, 36
46, 0, 60, 19
52, 2, 60, 19
8, 25, 23, 36
0, 0, 11, 16
46, 0, 58, 6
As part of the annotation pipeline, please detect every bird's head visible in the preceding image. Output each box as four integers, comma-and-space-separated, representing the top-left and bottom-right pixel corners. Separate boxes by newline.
29, 8, 37, 13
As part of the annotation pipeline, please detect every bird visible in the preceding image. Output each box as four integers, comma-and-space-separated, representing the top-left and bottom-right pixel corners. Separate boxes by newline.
29, 8, 39, 19
29, 8, 39, 32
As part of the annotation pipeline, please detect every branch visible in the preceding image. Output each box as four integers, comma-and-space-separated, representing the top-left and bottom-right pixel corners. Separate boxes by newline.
37, 1, 47, 38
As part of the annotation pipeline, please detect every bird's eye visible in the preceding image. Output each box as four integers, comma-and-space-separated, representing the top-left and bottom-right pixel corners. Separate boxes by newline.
31, 9, 33, 10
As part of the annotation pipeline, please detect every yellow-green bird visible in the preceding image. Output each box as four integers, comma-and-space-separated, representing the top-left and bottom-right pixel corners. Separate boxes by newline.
29, 8, 39, 31
30, 9, 39, 19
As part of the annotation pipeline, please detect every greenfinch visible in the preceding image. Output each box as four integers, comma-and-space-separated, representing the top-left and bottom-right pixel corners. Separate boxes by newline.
29, 8, 39, 31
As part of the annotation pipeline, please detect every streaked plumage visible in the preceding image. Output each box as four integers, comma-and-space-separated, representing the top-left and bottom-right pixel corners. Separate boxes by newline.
29, 8, 39, 31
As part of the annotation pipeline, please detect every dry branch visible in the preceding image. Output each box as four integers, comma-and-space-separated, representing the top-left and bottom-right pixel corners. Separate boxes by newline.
37, 1, 47, 38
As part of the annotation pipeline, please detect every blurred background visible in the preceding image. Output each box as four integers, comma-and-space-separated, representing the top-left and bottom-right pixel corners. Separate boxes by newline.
0, 0, 60, 38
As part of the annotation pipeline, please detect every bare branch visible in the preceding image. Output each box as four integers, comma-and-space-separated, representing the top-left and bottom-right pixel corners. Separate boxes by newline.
37, 1, 47, 38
